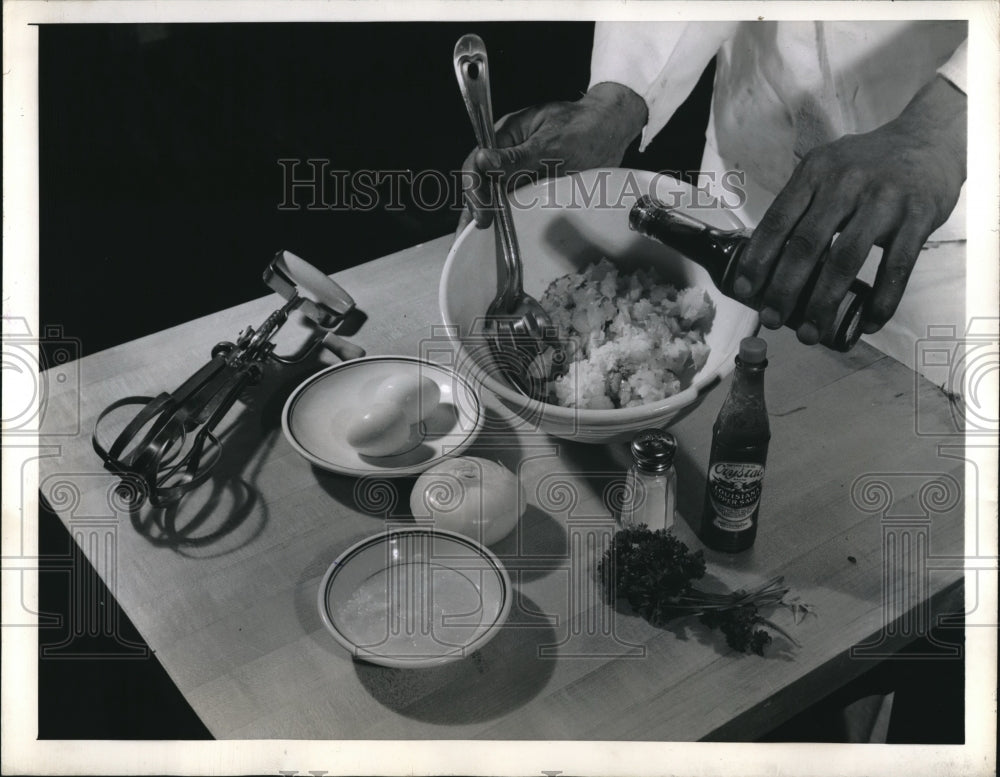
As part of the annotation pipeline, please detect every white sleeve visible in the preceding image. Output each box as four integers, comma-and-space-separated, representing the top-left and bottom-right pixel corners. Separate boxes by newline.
589, 21, 738, 151
937, 38, 967, 93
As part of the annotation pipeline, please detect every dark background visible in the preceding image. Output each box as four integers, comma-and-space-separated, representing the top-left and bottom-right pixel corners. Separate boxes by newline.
36, 21, 715, 740
39, 22, 715, 358
36, 22, 962, 743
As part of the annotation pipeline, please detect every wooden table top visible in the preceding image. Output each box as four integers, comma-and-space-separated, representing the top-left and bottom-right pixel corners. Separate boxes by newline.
36, 233, 966, 742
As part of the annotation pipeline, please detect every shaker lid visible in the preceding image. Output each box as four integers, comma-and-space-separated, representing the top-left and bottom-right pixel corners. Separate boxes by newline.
630, 428, 677, 472
739, 336, 768, 364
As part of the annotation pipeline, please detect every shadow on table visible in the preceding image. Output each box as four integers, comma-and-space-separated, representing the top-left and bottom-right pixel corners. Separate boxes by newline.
488, 504, 568, 582
308, 464, 417, 520
589, 433, 799, 661
125, 358, 322, 557
602, 567, 798, 662
309, 473, 570, 582
290, 544, 559, 725
307, 408, 571, 551
352, 591, 559, 725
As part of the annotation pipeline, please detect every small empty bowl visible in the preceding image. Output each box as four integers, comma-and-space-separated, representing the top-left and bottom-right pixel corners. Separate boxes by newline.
318, 527, 512, 668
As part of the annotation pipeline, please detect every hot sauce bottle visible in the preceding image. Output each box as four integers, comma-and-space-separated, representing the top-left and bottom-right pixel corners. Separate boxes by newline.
628, 195, 869, 352
701, 336, 770, 553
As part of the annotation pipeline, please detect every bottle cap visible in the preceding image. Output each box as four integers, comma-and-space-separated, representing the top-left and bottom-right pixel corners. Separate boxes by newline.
630, 428, 677, 473
738, 336, 768, 364
830, 293, 865, 352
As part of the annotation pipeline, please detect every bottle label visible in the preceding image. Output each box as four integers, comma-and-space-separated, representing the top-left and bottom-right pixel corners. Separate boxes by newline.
707, 461, 764, 532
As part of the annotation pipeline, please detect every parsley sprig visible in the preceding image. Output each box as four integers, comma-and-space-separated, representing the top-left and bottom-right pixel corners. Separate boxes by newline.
598, 525, 810, 656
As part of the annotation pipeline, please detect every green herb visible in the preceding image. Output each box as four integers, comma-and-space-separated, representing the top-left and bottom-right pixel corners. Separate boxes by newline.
598, 525, 810, 656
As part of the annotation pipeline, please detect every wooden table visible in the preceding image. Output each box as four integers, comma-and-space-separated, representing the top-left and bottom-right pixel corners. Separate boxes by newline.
36, 234, 966, 742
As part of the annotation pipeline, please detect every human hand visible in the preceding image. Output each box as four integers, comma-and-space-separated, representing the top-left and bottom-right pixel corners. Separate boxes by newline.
457, 82, 647, 234
734, 75, 967, 343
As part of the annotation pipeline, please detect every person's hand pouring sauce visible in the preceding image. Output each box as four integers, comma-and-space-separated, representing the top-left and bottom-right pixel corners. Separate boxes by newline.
734, 75, 966, 345
456, 24, 967, 351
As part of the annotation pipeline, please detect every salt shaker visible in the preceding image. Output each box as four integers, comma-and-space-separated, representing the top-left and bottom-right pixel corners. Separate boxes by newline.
621, 429, 678, 531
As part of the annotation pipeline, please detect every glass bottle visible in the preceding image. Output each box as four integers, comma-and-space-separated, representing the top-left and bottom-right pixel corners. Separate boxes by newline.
621, 429, 678, 532
628, 195, 869, 352
701, 336, 770, 553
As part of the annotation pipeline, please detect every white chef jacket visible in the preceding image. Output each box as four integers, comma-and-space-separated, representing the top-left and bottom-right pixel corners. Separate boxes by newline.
590, 21, 968, 375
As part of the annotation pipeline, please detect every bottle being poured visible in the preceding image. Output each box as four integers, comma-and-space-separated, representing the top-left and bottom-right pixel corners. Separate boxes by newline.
628, 195, 871, 352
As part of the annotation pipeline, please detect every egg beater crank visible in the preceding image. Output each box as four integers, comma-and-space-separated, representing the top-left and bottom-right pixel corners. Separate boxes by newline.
92, 250, 365, 508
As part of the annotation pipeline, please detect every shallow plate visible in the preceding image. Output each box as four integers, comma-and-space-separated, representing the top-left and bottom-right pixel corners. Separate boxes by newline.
318, 527, 511, 668
283, 355, 485, 477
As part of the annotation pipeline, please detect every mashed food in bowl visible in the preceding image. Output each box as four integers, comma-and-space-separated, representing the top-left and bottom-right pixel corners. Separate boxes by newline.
539, 259, 715, 409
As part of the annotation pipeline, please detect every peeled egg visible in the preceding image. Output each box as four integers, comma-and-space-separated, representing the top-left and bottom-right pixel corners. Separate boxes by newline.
373, 373, 440, 425
345, 401, 414, 457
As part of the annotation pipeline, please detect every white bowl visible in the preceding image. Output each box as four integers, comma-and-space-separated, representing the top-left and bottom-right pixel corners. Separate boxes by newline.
440, 169, 759, 443
317, 527, 511, 668
282, 355, 485, 477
